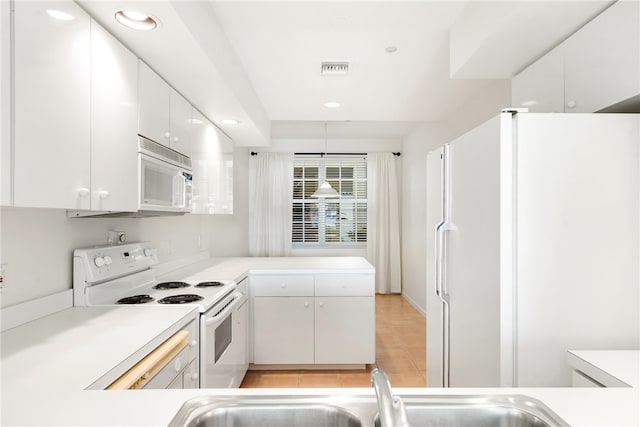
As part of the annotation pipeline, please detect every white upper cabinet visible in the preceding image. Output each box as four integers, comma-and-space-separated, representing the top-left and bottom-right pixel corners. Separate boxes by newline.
138, 61, 192, 155
169, 88, 192, 157
191, 108, 234, 215
138, 61, 171, 147
564, 0, 640, 113
90, 21, 138, 212
13, 0, 91, 209
512, 1, 639, 113
511, 47, 564, 113
1, 0, 12, 206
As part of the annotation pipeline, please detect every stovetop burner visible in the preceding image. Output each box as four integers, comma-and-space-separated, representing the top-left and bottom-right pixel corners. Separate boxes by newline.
154, 281, 191, 290
194, 281, 225, 288
157, 294, 204, 304
116, 295, 154, 304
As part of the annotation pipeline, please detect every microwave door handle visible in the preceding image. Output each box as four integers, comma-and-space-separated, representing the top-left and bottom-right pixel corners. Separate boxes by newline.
205, 294, 242, 327
172, 172, 187, 208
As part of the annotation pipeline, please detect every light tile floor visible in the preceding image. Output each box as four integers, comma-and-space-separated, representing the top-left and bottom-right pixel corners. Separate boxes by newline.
240, 294, 426, 388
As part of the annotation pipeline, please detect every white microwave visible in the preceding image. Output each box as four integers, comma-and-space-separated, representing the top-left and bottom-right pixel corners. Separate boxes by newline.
139, 136, 192, 213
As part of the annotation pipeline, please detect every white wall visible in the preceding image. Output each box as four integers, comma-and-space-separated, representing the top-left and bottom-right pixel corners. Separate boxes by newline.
0, 147, 250, 308
400, 80, 511, 313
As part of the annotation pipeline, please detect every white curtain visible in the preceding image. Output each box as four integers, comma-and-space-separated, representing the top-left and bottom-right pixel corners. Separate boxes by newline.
367, 153, 401, 293
250, 152, 294, 257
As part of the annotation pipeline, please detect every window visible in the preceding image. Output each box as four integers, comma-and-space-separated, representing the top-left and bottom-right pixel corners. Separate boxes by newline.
292, 155, 367, 246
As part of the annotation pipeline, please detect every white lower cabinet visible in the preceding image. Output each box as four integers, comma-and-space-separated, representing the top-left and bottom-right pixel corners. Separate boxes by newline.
315, 297, 375, 364
253, 297, 314, 364
251, 273, 375, 366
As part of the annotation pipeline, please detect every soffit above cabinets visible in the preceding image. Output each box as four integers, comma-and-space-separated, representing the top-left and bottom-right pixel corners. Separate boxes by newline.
76, 1, 615, 142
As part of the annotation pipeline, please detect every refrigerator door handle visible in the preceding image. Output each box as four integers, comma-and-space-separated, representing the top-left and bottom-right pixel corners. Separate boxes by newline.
436, 219, 451, 388
435, 220, 445, 298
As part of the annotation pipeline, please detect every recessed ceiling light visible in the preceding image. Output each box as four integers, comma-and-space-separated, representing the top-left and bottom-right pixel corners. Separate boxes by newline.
220, 119, 240, 125
324, 101, 341, 108
385, 46, 398, 53
114, 10, 158, 31
47, 10, 75, 21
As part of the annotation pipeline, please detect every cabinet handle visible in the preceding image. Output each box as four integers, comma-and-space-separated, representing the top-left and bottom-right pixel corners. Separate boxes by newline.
164, 131, 171, 138
303, 302, 309, 308
566, 100, 576, 109
281, 284, 286, 288
173, 136, 180, 142
98, 190, 110, 199
319, 302, 324, 308
191, 373, 199, 381
188, 340, 197, 348
78, 188, 90, 197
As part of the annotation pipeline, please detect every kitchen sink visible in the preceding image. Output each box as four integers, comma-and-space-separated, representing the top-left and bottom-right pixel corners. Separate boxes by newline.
170, 399, 364, 427
372, 396, 568, 427
168, 394, 569, 427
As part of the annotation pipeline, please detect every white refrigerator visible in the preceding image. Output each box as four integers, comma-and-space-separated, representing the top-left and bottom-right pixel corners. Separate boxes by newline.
426, 111, 639, 387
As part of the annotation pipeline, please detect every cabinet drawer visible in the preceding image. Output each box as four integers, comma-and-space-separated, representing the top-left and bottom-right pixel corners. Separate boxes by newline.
250, 275, 314, 297
315, 274, 374, 296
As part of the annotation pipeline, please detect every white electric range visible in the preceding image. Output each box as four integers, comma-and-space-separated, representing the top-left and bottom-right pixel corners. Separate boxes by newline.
73, 242, 248, 388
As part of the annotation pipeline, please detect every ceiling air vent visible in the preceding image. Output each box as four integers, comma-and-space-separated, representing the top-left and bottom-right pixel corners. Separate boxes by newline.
321, 61, 349, 76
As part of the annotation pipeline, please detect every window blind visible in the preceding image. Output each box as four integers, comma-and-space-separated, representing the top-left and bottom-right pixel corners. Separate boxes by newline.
292, 155, 367, 246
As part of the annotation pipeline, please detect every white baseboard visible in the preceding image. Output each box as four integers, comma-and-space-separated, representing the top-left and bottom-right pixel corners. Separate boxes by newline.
402, 292, 426, 317
1, 290, 72, 332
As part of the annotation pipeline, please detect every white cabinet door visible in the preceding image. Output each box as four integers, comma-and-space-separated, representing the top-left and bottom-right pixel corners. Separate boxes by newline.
511, 46, 565, 113
138, 61, 171, 146
13, 0, 91, 209
1, 0, 11, 206
564, 1, 640, 112
253, 297, 314, 364
190, 108, 234, 214
314, 297, 375, 364
90, 21, 138, 212
169, 88, 192, 156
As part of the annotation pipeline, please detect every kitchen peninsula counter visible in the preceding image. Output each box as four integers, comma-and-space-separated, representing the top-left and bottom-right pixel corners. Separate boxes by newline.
1, 256, 638, 426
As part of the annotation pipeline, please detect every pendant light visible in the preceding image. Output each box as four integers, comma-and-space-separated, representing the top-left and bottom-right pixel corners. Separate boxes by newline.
311, 123, 340, 198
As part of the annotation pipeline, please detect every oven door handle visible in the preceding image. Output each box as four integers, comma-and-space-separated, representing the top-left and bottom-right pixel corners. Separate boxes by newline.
205, 292, 242, 327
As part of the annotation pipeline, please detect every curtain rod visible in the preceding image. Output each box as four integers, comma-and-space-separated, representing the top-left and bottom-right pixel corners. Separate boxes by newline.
250, 152, 401, 156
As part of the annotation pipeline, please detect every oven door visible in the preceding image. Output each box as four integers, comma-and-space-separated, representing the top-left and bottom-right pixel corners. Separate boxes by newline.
200, 292, 243, 388
139, 153, 192, 212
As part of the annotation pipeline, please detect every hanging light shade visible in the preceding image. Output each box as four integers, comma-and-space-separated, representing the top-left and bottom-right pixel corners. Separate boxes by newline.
311, 123, 340, 198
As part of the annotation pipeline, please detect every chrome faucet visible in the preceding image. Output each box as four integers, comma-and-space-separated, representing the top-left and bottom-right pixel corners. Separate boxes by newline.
370, 368, 411, 427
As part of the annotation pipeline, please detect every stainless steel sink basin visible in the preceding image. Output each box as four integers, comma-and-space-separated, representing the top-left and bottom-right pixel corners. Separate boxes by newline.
170, 398, 364, 427
168, 394, 569, 427
373, 396, 569, 427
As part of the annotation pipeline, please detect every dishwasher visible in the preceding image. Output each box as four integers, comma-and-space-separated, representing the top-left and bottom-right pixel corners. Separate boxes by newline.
107, 320, 198, 390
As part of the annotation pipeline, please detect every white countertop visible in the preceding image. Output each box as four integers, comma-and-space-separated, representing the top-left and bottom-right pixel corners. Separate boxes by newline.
2, 256, 639, 426
567, 350, 640, 388
158, 256, 375, 283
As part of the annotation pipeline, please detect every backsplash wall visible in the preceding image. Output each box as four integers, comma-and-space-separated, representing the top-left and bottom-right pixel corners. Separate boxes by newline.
0, 148, 250, 308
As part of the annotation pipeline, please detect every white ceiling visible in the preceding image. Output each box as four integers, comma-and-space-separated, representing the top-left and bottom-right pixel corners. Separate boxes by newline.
77, 1, 614, 145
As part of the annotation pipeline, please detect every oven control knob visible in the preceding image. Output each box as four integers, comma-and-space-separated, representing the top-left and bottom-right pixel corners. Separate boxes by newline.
94, 257, 105, 267
103, 255, 113, 266
144, 248, 153, 257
